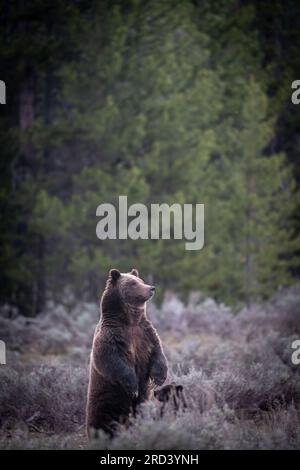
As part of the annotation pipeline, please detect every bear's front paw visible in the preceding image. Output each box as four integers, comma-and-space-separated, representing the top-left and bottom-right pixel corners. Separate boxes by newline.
122, 371, 138, 397
150, 362, 168, 386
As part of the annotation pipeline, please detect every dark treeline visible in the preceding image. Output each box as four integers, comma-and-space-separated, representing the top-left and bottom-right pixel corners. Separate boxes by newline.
0, 0, 300, 315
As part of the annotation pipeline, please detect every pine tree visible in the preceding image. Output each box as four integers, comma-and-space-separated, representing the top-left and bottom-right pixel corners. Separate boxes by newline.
211, 79, 299, 303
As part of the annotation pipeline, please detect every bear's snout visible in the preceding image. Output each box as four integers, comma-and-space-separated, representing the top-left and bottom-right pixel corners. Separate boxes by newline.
150, 286, 155, 296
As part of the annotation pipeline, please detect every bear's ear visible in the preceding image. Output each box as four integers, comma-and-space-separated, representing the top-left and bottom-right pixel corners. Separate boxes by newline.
109, 269, 121, 283
131, 268, 139, 277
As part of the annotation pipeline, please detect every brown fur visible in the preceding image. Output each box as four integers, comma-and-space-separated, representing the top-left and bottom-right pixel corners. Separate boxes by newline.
86, 268, 168, 437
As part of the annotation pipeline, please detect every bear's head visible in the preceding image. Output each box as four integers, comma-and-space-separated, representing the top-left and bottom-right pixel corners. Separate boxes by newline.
101, 268, 155, 322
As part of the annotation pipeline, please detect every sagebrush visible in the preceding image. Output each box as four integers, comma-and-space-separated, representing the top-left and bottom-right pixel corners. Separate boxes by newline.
0, 286, 300, 449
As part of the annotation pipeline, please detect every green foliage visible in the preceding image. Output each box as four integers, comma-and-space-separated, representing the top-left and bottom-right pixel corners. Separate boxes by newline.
0, 0, 299, 314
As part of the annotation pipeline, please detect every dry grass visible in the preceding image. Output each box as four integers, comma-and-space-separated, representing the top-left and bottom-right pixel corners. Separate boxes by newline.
0, 286, 300, 449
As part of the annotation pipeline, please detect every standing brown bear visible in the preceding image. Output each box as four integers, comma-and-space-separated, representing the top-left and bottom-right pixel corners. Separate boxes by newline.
86, 268, 168, 437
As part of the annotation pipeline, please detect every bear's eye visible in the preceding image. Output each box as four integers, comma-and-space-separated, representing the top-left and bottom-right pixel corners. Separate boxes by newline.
127, 280, 137, 287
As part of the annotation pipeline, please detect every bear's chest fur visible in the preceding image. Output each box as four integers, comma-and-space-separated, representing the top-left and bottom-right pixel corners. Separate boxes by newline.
124, 325, 153, 374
